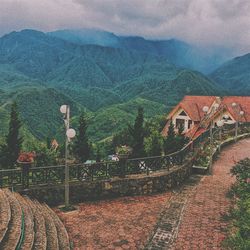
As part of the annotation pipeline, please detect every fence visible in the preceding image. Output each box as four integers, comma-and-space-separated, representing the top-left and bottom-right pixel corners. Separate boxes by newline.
1, 122, 250, 190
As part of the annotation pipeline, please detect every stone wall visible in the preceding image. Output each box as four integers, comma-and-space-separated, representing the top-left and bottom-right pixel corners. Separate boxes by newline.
19, 160, 193, 206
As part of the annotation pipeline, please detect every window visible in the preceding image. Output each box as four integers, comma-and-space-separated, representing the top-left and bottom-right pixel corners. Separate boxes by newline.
179, 111, 187, 116
176, 119, 185, 128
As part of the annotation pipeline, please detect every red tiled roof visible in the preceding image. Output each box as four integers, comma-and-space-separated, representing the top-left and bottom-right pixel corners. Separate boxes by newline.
222, 96, 250, 122
167, 96, 217, 122
163, 95, 250, 139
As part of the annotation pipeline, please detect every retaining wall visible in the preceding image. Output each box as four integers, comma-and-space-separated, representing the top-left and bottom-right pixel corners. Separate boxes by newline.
19, 159, 193, 206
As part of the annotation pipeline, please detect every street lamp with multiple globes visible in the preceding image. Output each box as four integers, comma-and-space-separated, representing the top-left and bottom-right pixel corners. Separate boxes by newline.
202, 105, 213, 144
231, 102, 244, 141
217, 119, 225, 152
60, 105, 76, 208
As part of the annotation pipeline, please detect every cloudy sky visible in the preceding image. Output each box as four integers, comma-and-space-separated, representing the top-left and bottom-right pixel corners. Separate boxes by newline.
1, 0, 250, 52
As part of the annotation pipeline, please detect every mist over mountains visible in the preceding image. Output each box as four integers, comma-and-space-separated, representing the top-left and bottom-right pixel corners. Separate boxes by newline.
0, 28, 249, 145
49, 28, 233, 74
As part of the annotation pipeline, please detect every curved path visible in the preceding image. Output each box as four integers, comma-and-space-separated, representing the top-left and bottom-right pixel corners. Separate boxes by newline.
55, 138, 250, 249
173, 138, 250, 249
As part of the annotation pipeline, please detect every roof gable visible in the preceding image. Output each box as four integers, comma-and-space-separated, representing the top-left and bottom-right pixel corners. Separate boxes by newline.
168, 95, 218, 121
222, 96, 250, 122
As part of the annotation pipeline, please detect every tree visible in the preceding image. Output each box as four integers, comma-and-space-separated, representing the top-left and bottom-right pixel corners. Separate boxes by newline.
95, 146, 101, 163
145, 129, 163, 156
112, 128, 132, 150
33, 143, 58, 167
46, 137, 51, 149
178, 123, 185, 136
129, 107, 145, 158
163, 120, 176, 154
73, 113, 91, 163
0, 102, 23, 168
163, 121, 189, 155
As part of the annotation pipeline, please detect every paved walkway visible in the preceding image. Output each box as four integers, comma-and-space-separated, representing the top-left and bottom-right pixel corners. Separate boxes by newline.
55, 193, 172, 250
172, 138, 250, 249
145, 175, 202, 250
56, 138, 250, 250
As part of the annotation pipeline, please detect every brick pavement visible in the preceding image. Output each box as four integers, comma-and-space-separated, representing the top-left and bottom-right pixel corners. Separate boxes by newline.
172, 138, 250, 250
55, 138, 250, 250
145, 175, 201, 250
55, 193, 172, 250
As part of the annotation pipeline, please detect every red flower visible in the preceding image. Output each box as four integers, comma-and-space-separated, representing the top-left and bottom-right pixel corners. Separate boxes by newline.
18, 152, 36, 163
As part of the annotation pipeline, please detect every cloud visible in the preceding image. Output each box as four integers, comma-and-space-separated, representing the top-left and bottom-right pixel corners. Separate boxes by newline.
0, 0, 250, 53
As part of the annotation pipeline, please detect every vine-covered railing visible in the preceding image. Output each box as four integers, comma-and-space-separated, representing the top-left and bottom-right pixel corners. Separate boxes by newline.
1, 122, 250, 189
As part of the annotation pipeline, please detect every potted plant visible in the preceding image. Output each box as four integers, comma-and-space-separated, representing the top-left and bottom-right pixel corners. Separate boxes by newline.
17, 152, 36, 164
116, 145, 132, 159
17, 152, 36, 188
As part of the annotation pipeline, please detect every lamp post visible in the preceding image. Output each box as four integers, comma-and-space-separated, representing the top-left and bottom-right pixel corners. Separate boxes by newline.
208, 119, 224, 174
217, 119, 224, 152
60, 105, 76, 208
231, 103, 244, 142
202, 105, 213, 144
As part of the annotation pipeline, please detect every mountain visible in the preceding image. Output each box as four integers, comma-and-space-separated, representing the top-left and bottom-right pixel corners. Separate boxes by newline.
115, 70, 224, 106
49, 28, 232, 73
87, 98, 167, 141
0, 29, 225, 144
210, 53, 250, 94
48, 28, 119, 47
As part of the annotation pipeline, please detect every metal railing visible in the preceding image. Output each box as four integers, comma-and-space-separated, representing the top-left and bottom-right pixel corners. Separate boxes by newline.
1, 122, 250, 190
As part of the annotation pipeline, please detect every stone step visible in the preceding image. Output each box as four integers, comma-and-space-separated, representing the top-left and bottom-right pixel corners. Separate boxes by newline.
0, 189, 22, 250
0, 189, 11, 243
14, 193, 34, 250
43, 204, 70, 250
33, 200, 59, 250
24, 198, 47, 250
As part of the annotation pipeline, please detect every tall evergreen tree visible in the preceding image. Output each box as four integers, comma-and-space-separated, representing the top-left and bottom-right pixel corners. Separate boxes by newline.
46, 137, 51, 149
95, 146, 101, 163
0, 102, 23, 168
176, 123, 189, 150
112, 128, 132, 150
167, 120, 176, 138
129, 107, 145, 158
178, 123, 185, 136
163, 120, 176, 154
73, 112, 91, 163
145, 129, 163, 156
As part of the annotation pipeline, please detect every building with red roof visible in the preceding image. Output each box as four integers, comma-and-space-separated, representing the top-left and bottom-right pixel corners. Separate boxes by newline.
162, 96, 250, 139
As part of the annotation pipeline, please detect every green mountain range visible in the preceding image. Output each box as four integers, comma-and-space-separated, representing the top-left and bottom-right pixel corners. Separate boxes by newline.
210, 53, 250, 95
0, 29, 231, 146
49, 28, 233, 73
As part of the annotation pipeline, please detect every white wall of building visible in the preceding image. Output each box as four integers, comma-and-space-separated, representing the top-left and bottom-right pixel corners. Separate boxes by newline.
172, 108, 193, 132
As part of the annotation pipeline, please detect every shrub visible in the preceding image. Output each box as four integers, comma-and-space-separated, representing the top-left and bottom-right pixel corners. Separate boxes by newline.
223, 158, 250, 249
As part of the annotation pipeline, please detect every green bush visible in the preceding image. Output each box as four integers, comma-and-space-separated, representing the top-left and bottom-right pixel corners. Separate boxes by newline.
223, 158, 250, 249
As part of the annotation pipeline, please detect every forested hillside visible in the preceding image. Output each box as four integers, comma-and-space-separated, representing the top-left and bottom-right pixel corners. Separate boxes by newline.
49, 28, 232, 73
0, 29, 225, 145
210, 53, 250, 94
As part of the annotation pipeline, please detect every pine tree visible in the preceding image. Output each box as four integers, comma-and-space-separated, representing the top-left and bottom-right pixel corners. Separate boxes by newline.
145, 129, 163, 156
112, 128, 132, 150
167, 120, 176, 139
163, 120, 176, 154
73, 113, 91, 163
0, 102, 23, 168
46, 137, 51, 149
176, 123, 189, 150
129, 107, 145, 158
95, 146, 101, 163
178, 123, 184, 136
